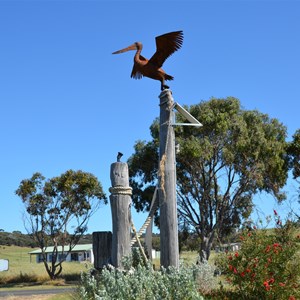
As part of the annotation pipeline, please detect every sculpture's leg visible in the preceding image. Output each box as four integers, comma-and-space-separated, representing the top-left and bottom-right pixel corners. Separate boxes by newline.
161, 79, 169, 90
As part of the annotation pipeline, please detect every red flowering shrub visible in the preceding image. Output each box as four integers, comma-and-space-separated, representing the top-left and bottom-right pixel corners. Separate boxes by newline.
217, 213, 300, 299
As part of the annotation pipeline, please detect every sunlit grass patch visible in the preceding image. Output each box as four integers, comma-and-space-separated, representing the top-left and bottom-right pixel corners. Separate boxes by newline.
0, 245, 90, 285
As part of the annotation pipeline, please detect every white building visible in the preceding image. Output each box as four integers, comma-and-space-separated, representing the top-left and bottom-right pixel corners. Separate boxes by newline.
28, 244, 94, 264
215, 242, 241, 253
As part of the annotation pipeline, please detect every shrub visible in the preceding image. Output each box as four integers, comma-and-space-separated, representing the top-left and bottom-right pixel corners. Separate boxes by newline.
216, 212, 300, 300
4, 272, 38, 284
196, 260, 218, 294
76, 249, 213, 300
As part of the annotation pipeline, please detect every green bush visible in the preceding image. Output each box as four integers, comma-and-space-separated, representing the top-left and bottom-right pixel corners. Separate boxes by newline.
76, 249, 214, 300
216, 211, 300, 300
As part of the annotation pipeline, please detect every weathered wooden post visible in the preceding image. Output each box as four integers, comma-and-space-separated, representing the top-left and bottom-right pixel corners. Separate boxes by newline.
145, 217, 153, 260
109, 160, 132, 268
159, 89, 179, 268
92, 231, 112, 269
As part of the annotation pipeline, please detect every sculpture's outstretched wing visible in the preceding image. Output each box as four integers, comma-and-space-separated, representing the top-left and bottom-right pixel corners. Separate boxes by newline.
148, 31, 183, 68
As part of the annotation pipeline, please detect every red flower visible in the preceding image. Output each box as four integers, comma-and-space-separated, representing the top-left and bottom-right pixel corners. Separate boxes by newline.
289, 296, 296, 300
229, 264, 233, 271
234, 252, 239, 258
268, 278, 275, 284
228, 255, 233, 260
273, 243, 282, 254
265, 245, 271, 253
240, 272, 245, 277
279, 282, 286, 287
263, 281, 271, 291
233, 268, 238, 274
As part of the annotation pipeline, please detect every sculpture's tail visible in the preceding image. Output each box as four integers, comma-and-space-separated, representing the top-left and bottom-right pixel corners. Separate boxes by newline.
165, 74, 174, 81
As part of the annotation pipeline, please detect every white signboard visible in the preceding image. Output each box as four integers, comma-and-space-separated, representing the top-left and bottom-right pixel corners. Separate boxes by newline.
0, 259, 9, 271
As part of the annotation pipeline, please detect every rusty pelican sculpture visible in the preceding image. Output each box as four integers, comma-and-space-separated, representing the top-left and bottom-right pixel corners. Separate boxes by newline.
112, 31, 183, 90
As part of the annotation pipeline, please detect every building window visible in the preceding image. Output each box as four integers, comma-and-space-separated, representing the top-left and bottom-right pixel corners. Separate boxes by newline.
71, 253, 79, 261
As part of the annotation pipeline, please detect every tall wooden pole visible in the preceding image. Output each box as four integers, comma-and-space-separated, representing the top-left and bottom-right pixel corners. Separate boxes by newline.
159, 89, 179, 268
109, 161, 132, 268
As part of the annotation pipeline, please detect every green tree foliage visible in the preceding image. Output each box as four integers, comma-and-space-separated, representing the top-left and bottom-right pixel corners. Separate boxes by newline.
0, 231, 37, 247
0, 231, 93, 247
128, 97, 288, 261
15, 170, 106, 279
288, 129, 300, 180
287, 129, 300, 221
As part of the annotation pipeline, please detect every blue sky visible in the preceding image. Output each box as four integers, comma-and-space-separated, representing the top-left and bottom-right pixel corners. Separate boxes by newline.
0, 0, 299, 234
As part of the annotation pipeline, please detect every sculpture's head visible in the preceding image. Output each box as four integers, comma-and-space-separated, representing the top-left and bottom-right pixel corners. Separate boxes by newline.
112, 42, 142, 54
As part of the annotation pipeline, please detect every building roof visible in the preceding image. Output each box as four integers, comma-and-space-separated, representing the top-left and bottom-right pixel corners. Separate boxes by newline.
28, 243, 93, 254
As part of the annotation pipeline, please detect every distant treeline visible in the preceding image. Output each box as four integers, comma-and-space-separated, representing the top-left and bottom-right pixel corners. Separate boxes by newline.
0, 230, 246, 250
0, 231, 93, 248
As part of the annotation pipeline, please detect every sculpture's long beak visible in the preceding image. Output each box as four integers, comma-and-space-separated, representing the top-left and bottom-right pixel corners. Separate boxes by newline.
112, 43, 137, 54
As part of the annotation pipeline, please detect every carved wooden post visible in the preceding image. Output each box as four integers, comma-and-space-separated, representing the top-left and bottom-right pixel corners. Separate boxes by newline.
159, 89, 179, 268
109, 161, 132, 268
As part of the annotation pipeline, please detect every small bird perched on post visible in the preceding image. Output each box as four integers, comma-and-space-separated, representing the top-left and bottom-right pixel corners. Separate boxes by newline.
112, 31, 183, 91
117, 152, 123, 162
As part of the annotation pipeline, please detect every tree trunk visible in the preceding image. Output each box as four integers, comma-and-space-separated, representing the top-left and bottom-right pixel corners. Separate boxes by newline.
199, 231, 215, 262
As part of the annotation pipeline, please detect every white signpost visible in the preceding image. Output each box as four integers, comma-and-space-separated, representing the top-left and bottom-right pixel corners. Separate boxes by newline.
0, 259, 9, 271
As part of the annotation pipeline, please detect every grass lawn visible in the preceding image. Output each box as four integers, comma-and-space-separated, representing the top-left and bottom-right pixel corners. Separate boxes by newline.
0, 245, 92, 284
152, 250, 218, 269
0, 246, 81, 299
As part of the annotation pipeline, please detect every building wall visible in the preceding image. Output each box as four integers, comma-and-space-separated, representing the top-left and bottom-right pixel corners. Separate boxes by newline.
35, 250, 93, 264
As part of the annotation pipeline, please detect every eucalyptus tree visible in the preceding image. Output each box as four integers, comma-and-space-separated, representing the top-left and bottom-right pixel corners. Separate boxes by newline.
128, 97, 288, 260
16, 170, 106, 279
287, 129, 300, 221
288, 129, 300, 180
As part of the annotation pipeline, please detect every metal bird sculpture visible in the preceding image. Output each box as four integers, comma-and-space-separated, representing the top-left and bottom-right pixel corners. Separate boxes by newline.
117, 152, 123, 162
112, 31, 183, 90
